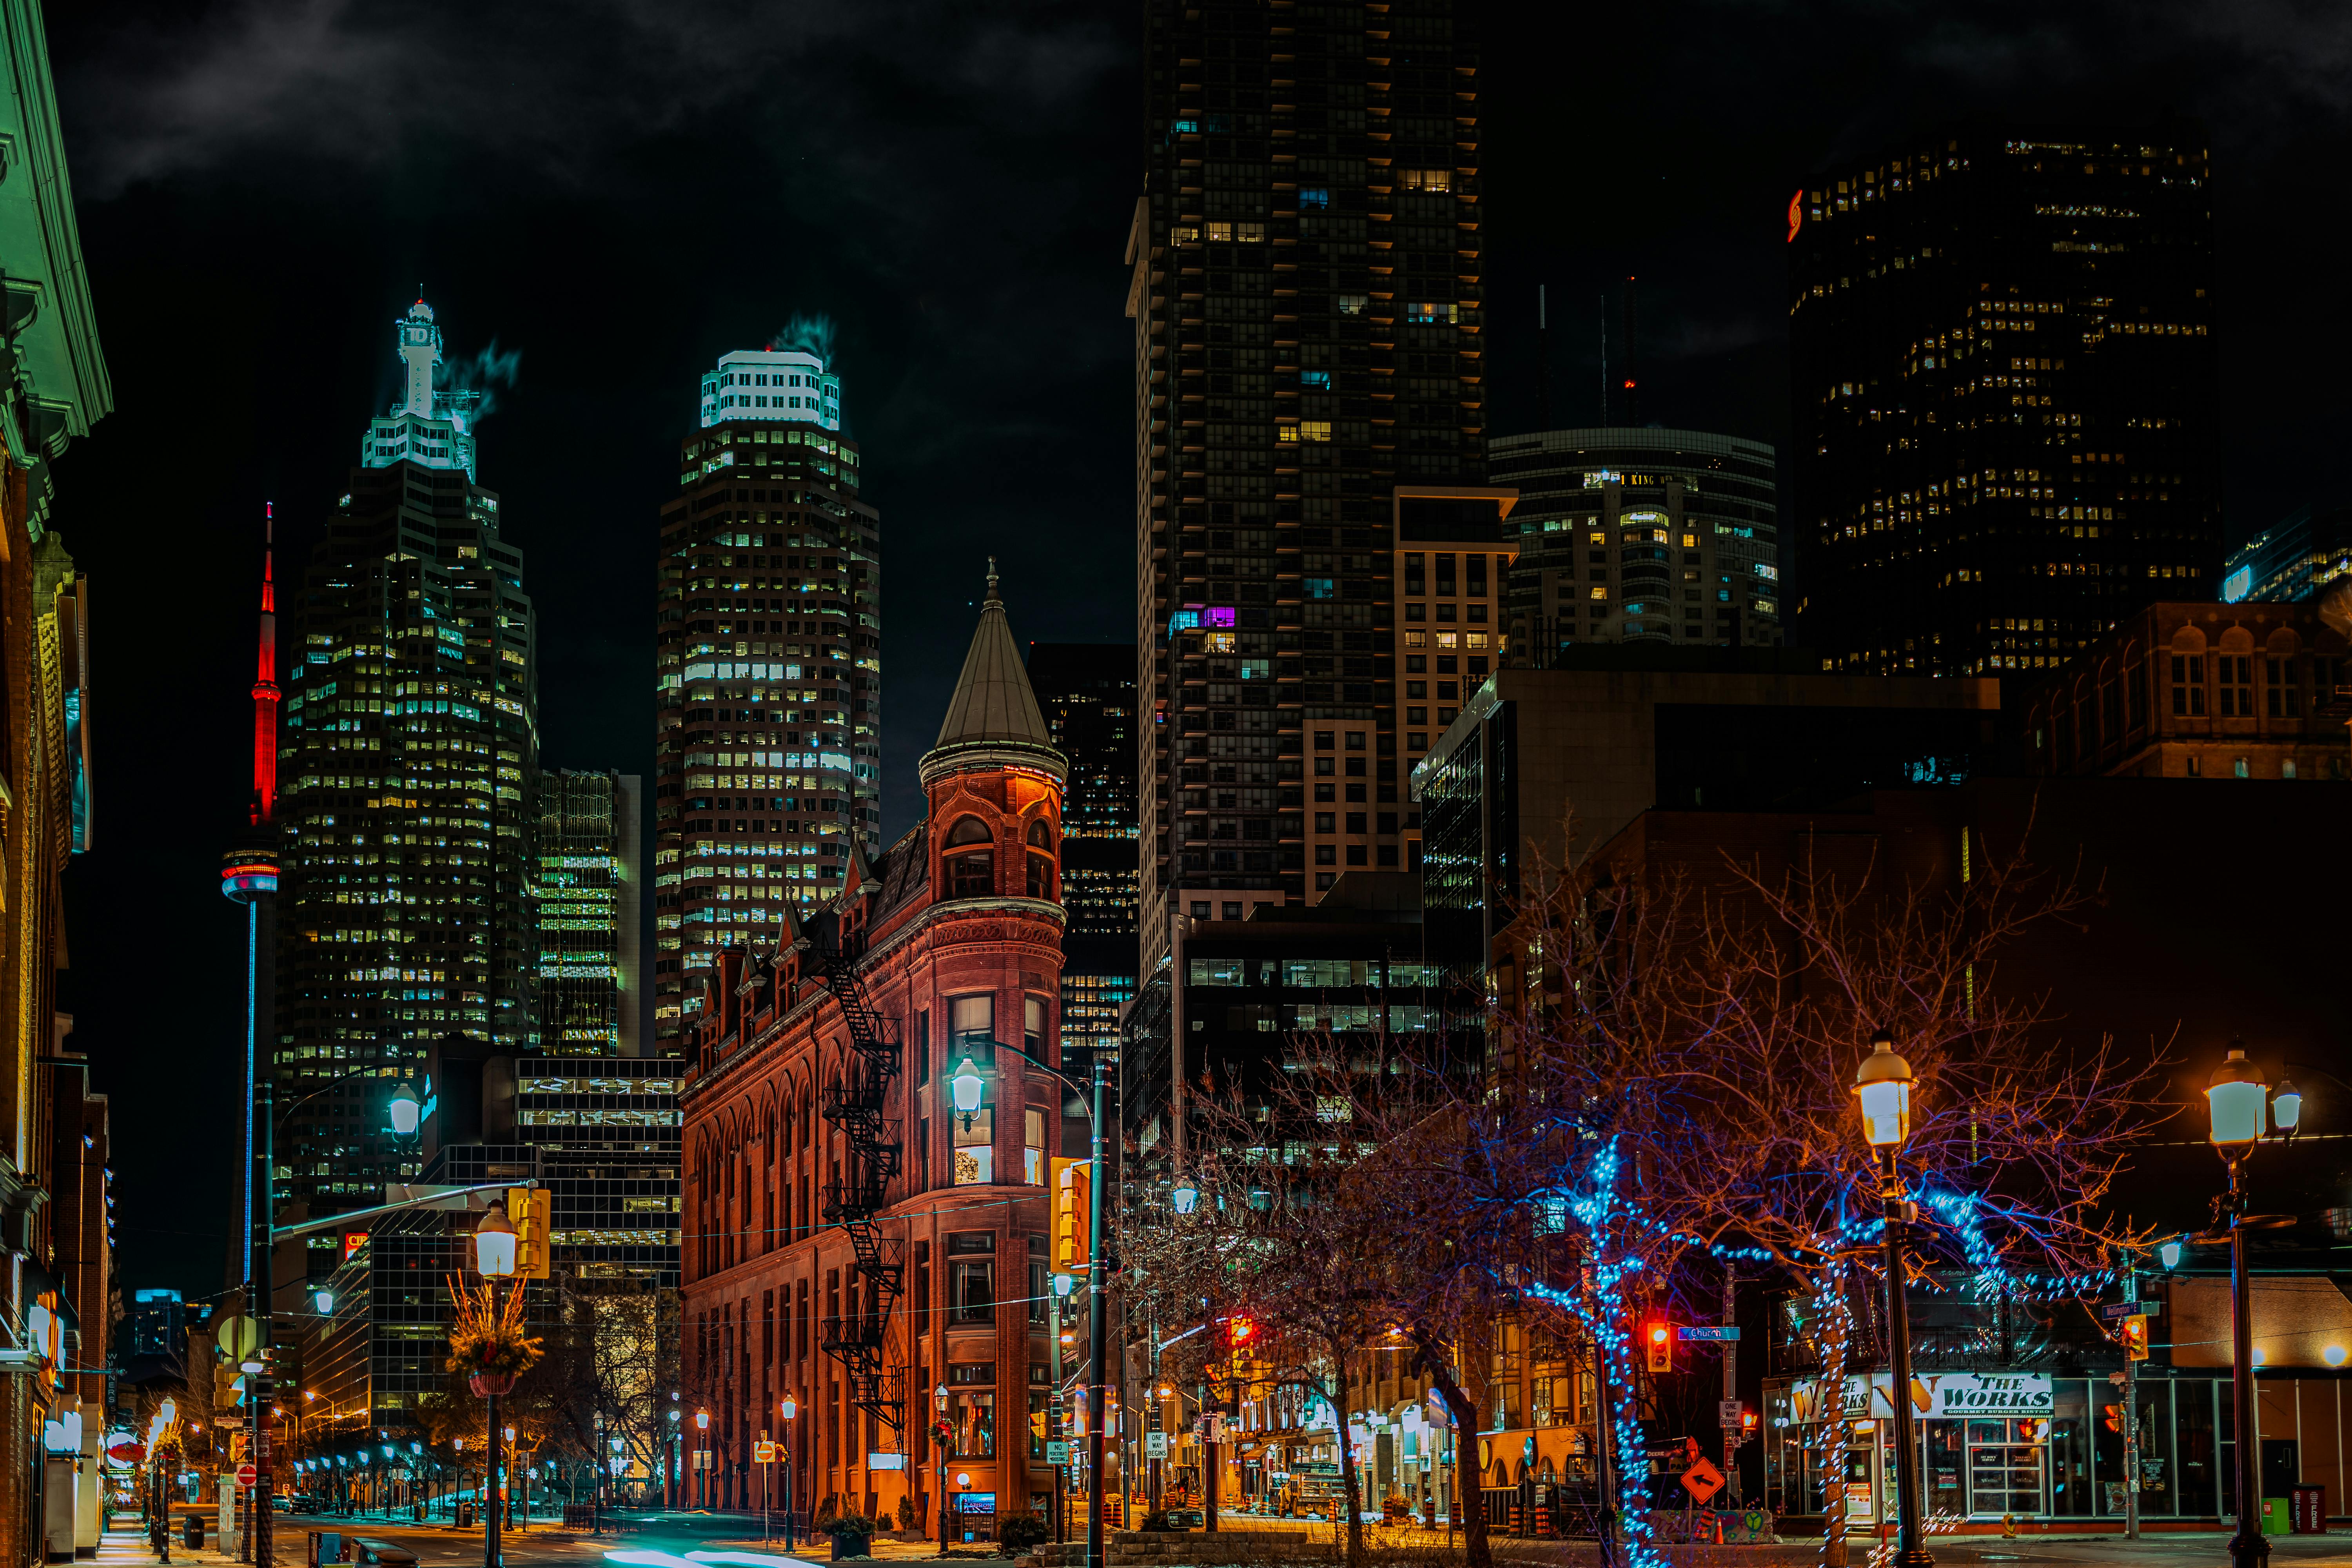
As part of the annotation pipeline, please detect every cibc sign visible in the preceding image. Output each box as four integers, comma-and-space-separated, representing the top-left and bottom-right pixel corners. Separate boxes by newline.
1827, 1371, 2054, 1421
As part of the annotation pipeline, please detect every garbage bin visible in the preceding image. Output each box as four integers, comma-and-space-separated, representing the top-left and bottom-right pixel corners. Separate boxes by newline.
456, 1501, 474, 1528
184, 1515, 203, 1551
2263, 1497, 2292, 1535
2292, 1485, 2328, 1534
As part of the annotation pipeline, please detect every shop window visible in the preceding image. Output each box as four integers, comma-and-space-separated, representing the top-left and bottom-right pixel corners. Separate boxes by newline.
948, 1362, 996, 1457
948, 1235, 995, 1322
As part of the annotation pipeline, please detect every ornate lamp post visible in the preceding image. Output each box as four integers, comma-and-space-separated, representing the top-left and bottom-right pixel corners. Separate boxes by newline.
1854, 1031, 1931, 1568
471, 1201, 518, 1568
934, 1383, 952, 1548
2207, 1046, 2301, 1568
779, 1396, 798, 1550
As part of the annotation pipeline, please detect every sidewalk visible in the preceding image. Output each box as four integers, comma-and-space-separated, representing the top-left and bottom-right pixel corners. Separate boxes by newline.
95, 1517, 249, 1568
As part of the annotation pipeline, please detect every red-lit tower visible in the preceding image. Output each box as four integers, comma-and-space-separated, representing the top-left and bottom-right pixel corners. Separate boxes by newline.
220, 506, 280, 1558
223, 505, 281, 894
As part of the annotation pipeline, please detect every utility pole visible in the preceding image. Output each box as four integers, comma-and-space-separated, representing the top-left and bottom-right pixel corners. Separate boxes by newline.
1722, 1272, 1739, 1499
2122, 1250, 2140, 1541
1085, 1054, 1111, 1568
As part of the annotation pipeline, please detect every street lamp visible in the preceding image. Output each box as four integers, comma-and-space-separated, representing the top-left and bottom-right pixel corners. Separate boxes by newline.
778, 1397, 798, 1549
1171, 1179, 1199, 1216
388, 1082, 423, 1139
934, 1383, 952, 1549
950, 1058, 985, 1129
2206, 1044, 2300, 1568
473, 1201, 517, 1568
694, 1410, 710, 1510
1853, 1030, 1930, 1568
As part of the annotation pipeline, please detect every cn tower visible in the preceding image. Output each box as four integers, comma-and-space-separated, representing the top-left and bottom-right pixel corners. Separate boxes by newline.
221, 505, 280, 1552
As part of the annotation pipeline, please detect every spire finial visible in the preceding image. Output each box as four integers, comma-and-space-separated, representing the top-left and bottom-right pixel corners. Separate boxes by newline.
985, 556, 1001, 604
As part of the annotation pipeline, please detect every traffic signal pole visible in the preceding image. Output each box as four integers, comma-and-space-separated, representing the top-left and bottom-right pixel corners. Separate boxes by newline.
1085, 1054, 1109, 1568
2123, 1257, 2140, 1541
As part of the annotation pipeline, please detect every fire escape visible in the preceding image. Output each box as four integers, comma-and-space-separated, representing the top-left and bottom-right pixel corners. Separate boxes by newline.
815, 936, 906, 1435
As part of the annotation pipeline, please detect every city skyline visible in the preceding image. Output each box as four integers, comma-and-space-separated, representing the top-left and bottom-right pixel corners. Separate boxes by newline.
48, 1, 2352, 1301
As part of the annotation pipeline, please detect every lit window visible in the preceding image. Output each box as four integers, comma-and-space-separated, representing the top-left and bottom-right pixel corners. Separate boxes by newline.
1299, 187, 1331, 210
1301, 421, 1333, 442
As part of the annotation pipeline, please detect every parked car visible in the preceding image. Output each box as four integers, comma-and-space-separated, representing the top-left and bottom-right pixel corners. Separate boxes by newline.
351, 1541, 418, 1567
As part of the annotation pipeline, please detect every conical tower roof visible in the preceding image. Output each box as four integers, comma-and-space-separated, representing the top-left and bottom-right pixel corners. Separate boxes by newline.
921, 559, 1067, 786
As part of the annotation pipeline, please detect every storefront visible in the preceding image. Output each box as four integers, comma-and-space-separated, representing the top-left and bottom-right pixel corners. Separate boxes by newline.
1764, 1369, 2251, 1526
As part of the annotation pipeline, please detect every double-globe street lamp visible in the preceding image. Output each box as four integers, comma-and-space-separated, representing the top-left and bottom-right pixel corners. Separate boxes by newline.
1853, 1031, 1932, 1568
2205, 1045, 2301, 1568
472, 1200, 519, 1568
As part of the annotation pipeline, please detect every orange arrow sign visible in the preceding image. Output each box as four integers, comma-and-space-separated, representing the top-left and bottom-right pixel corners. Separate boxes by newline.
1681, 1457, 1725, 1502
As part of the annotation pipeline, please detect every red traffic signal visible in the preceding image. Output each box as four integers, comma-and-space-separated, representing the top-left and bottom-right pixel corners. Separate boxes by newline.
2122, 1315, 2150, 1362
1645, 1321, 1672, 1374
1228, 1317, 1257, 1349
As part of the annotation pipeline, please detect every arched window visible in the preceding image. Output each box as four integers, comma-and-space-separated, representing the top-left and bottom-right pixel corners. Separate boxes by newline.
1025, 816, 1057, 898
944, 816, 993, 898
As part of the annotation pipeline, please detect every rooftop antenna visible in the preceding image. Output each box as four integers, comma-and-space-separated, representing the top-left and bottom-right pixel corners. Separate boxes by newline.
1599, 291, 1608, 426
1537, 285, 1552, 431
1622, 275, 1639, 426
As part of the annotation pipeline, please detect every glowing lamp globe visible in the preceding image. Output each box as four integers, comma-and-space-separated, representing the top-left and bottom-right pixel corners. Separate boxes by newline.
388, 1083, 422, 1138
1852, 1031, 1915, 1149
472, 1201, 519, 1278
781, 1396, 797, 1420
1172, 1180, 1200, 1216
2158, 1236, 2185, 1270
2274, 1077, 2303, 1136
314, 1290, 334, 1315
950, 1058, 985, 1115
2205, 1047, 2267, 1151
1053, 1271, 1076, 1299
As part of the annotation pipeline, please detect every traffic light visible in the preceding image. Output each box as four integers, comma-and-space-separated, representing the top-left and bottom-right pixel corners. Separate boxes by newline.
507, 1187, 552, 1279
1051, 1158, 1092, 1274
2122, 1315, 2150, 1362
2101, 1403, 2123, 1433
1228, 1317, 1257, 1352
1645, 1321, 1672, 1374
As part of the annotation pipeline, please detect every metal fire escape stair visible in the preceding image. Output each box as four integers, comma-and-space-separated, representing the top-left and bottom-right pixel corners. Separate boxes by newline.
814, 938, 906, 1435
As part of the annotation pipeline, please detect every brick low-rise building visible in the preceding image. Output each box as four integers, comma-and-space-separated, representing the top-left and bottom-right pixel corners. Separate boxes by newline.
2020, 599, 2352, 780
682, 571, 1071, 1539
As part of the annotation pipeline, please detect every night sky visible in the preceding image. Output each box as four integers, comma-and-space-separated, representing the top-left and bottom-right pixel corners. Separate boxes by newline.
48, 0, 2350, 1301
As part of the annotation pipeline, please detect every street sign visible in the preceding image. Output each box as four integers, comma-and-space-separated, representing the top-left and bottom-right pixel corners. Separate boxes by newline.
1144, 1432, 1167, 1459
236, 1464, 256, 1491
753, 1442, 778, 1464
1679, 1326, 1740, 1342
868, 1453, 904, 1471
2101, 1300, 2163, 1321
1681, 1458, 1725, 1503
1719, 1400, 1744, 1427
1047, 1442, 1071, 1464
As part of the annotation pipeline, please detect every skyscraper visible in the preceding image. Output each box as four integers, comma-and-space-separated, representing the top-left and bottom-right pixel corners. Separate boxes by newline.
277, 298, 540, 1210
536, 769, 643, 1056
1129, 0, 1485, 968
1027, 643, 1137, 1076
653, 341, 880, 1052
2223, 503, 2352, 606
1789, 125, 2219, 675
1489, 428, 1781, 661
